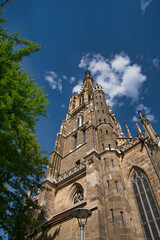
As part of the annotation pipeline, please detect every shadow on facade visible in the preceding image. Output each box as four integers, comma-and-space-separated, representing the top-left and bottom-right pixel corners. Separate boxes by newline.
36, 225, 61, 240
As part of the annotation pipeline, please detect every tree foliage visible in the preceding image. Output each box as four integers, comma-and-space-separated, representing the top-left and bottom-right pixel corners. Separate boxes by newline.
0, 1, 49, 239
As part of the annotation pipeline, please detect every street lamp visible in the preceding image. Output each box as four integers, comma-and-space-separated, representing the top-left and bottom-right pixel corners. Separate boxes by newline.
72, 208, 92, 240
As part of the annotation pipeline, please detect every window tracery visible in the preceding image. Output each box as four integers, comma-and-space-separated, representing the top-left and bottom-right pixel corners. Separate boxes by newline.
73, 190, 84, 204
131, 169, 160, 240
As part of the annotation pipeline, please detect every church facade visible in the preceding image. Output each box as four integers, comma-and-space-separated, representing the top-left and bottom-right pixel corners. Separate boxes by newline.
31, 71, 160, 240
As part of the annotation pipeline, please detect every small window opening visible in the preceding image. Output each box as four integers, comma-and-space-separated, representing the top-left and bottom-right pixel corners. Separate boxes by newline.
102, 110, 104, 113
101, 102, 103, 106
115, 181, 119, 192
102, 144, 105, 150
111, 159, 114, 167
96, 102, 98, 105
104, 158, 107, 166
81, 115, 84, 125
77, 118, 80, 128
99, 119, 101, 123
100, 129, 102, 133
106, 130, 108, 135
99, 95, 101, 99
108, 144, 111, 149
120, 211, 125, 225
79, 98, 81, 105
74, 134, 77, 149
104, 119, 106, 123
97, 110, 99, 113
83, 130, 86, 143
76, 160, 80, 165
110, 209, 114, 221
107, 180, 110, 189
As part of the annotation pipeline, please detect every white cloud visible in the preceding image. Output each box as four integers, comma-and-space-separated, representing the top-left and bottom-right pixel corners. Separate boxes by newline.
111, 54, 130, 72
45, 71, 62, 92
75, 53, 146, 106
70, 76, 76, 84
57, 79, 62, 92
152, 57, 159, 68
132, 104, 155, 122
79, 53, 90, 68
62, 75, 67, 80
72, 81, 83, 93
132, 116, 139, 122
141, 0, 153, 15
45, 71, 57, 89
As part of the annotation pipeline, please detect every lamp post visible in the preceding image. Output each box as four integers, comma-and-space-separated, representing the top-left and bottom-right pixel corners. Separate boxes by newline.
72, 208, 92, 240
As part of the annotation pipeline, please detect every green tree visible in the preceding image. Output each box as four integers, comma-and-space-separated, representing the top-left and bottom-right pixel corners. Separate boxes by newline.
0, 1, 49, 239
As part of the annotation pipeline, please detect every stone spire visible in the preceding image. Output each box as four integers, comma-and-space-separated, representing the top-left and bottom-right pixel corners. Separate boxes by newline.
125, 123, 132, 138
138, 110, 159, 143
135, 121, 142, 133
82, 70, 94, 91
116, 120, 125, 137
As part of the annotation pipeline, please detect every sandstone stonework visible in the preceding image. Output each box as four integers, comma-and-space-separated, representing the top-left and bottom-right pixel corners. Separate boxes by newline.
31, 71, 160, 240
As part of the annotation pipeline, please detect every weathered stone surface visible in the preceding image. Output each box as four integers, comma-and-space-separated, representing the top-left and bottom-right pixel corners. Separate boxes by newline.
31, 72, 160, 240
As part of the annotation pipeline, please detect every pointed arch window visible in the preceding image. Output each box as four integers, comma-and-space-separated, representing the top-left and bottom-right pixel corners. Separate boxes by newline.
131, 169, 160, 240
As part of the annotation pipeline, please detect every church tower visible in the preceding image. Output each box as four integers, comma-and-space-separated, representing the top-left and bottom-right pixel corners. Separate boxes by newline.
31, 71, 160, 240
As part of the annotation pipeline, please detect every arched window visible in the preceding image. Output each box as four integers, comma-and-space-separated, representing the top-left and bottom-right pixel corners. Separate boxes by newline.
77, 118, 80, 128
131, 169, 160, 240
68, 183, 84, 207
77, 115, 84, 128
81, 115, 84, 125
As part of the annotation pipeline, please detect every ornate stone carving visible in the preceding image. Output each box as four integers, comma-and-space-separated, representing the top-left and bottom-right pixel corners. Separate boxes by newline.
56, 161, 86, 183
119, 136, 140, 152
88, 157, 94, 165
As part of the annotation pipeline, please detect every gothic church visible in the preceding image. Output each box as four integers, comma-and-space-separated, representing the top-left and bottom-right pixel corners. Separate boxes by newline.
31, 71, 160, 240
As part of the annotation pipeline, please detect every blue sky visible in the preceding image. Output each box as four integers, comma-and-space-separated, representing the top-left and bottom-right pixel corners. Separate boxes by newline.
4, 0, 160, 156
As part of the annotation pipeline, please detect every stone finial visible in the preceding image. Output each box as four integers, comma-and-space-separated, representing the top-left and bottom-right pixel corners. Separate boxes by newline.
135, 121, 142, 133
85, 70, 91, 78
125, 123, 132, 138
138, 110, 150, 124
138, 110, 158, 143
